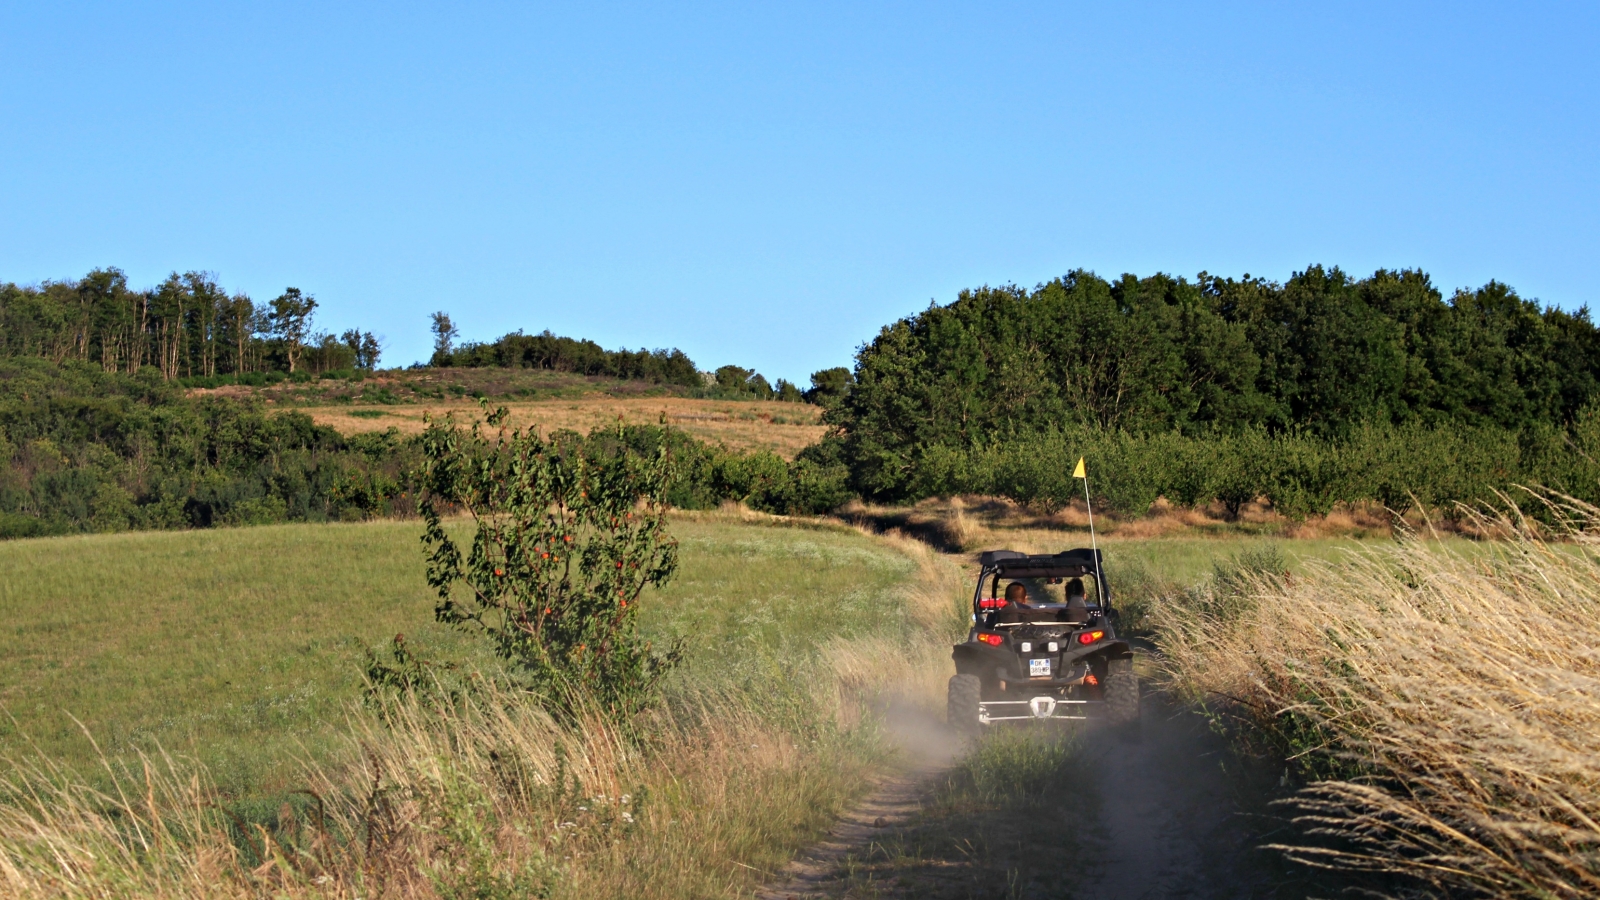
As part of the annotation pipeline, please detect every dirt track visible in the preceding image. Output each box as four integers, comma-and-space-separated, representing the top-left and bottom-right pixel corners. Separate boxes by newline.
759, 688, 1346, 900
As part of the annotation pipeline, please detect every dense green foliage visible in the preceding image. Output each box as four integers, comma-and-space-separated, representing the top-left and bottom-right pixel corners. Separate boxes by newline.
404, 407, 684, 718
0, 361, 847, 539
0, 267, 380, 379
431, 328, 816, 402
16, 260, 1595, 527
0, 359, 410, 538
434, 327, 703, 387
896, 418, 1600, 518
594, 424, 852, 515
828, 266, 1600, 509
803, 366, 855, 407
708, 364, 803, 401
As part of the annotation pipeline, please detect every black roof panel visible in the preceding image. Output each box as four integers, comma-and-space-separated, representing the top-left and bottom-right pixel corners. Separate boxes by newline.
978, 548, 1102, 577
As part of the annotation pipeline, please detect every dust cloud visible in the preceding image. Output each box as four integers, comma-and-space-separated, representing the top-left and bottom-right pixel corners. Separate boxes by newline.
762, 691, 1381, 899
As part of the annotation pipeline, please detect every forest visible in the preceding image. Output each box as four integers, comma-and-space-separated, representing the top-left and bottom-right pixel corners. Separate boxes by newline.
0, 268, 383, 379
0, 268, 722, 387
429, 313, 806, 399
823, 265, 1600, 509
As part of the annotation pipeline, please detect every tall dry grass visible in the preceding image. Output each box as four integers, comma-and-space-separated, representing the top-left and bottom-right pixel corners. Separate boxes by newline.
1153, 494, 1600, 898
0, 523, 966, 900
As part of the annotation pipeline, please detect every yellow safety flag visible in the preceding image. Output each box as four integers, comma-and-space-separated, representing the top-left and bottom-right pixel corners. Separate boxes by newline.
1072, 457, 1086, 479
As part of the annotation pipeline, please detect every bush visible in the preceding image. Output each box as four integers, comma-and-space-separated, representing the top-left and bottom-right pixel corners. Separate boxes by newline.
411, 407, 684, 719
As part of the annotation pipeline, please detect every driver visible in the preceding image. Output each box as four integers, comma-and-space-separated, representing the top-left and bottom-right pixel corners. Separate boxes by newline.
991, 582, 1033, 625
1004, 582, 1031, 607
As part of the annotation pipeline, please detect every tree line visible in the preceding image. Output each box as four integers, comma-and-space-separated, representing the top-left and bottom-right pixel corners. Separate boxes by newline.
825, 265, 1600, 504
13, 261, 1597, 537
425, 310, 832, 401
427, 312, 700, 385
0, 265, 841, 401
0, 268, 380, 380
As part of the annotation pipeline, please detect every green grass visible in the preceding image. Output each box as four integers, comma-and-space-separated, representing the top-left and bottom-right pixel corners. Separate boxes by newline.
657, 522, 916, 652
0, 518, 1412, 898
0, 516, 917, 797
0, 518, 1377, 805
1091, 535, 1383, 635
0, 522, 462, 793
835, 728, 1095, 899
1099, 535, 1367, 584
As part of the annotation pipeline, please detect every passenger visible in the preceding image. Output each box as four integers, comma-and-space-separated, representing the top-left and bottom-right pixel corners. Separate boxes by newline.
1064, 577, 1090, 624
1005, 582, 1031, 607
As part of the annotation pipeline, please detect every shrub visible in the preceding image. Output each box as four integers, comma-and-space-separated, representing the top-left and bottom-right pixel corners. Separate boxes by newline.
860, 421, 1600, 522
414, 407, 683, 719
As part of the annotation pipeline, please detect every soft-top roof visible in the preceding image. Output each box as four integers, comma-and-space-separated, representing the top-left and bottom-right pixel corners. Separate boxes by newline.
977, 548, 1102, 578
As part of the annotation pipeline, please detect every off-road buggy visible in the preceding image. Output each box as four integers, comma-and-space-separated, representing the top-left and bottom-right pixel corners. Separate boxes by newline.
947, 549, 1138, 734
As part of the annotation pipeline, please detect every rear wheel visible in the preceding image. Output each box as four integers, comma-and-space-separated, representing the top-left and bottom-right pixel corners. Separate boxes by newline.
947, 674, 982, 737
1104, 658, 1140, 726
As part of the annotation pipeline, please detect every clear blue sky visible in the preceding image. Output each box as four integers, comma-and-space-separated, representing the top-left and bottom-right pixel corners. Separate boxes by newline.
3, 2, 1596, 381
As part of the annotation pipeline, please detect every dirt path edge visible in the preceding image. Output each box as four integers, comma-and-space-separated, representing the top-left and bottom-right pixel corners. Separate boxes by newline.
754, 756, 953, 900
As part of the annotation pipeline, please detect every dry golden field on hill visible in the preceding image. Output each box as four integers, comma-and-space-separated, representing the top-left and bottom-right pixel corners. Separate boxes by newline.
299, 396, 826, 457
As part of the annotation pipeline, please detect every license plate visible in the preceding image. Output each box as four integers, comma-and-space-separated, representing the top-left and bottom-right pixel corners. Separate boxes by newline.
1029, 658, 1052, 677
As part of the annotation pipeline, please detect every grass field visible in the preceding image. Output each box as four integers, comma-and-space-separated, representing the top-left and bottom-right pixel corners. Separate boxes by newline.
0, 515, 1366, 790
0, 514, 917, 794
0, 522, 472, 793
0, 512, 1404, 898
0, 511, 971, 898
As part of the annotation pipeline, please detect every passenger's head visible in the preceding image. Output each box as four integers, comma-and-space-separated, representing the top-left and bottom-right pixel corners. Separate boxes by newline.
1066, 578, 1086, 601
1004, 582, 1028, 605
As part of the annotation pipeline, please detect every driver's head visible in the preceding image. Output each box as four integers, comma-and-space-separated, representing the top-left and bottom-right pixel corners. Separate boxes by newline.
1004, 582, 1028, 605
1066, 578, 1086, 601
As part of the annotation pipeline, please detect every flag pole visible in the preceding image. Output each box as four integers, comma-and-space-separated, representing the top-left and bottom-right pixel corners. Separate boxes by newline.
1074, 456, 1102, 599
1081, 468, 1099, 559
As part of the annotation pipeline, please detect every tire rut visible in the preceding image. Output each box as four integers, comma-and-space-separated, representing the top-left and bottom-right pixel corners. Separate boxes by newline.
754, 756, 954, 900
755, 690, 1335, 899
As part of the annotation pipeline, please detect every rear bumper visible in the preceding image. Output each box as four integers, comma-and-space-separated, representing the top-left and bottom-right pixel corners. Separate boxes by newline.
999, 671, 1091, 690
979, 696, 1098, 723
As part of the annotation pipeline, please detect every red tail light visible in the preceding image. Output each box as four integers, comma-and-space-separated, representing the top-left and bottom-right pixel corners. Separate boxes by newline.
978, 633, 1004, 646
1077, 630, 1104, 645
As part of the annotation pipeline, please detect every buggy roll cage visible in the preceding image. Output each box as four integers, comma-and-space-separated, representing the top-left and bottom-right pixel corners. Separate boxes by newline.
972, 549, 1111, 616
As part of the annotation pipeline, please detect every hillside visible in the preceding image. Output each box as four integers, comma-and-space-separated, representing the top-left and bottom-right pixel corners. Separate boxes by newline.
300, 396, 823, 457
182, 366, 826, 457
